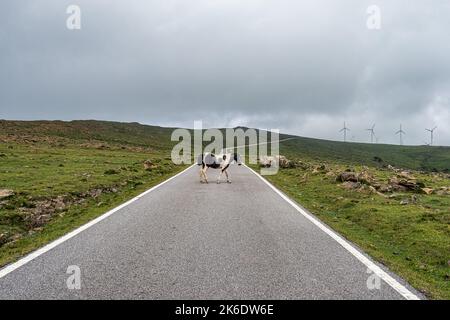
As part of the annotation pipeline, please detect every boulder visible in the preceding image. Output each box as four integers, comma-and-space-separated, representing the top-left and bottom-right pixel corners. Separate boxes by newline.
378, 184, 393, 193
312, 164, 328, 174
369, 186, 388, 198
259, 155, 293, 168
278, 156, 293, 168
400, 195, 418, 205
0, 233, 9, 246
387, 165, 397, 171
435, 187, 450, 196
336, 172, 358, 183
326, 171, 336, 177
357, 171, 374, 185
297, 161, 310, 170
259, 156, 273, 168
421, 188, 434, 195
341, 181, 361, 190
143, 159, 156, 170
388, 176, 424, 192
398, 179, 425, 191
0, 189, 14, 200
398, 171, 416, 180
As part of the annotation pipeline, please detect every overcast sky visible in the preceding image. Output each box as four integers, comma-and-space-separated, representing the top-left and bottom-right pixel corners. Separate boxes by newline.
1, 1, 449, 145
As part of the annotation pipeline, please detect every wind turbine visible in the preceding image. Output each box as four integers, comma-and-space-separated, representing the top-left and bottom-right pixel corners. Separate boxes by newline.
425, 126, 437, 146
395, 124, 406, 146
366, 124, 376, 143
340, 122, 350, 142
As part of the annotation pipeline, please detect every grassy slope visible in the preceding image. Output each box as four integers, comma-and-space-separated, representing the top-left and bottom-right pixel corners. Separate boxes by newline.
0, 120, 187, 267
266, 138, 450, 299
0, 119, 177, 149
260, 160, 449, 299
279, 134, 450, 172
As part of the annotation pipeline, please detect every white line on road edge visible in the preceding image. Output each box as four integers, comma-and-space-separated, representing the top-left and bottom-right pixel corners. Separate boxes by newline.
244, 164, 420, 300
0, 165, 195, 280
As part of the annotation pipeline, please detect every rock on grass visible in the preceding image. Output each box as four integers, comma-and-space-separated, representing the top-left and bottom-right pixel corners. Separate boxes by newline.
0, 189, 14, 200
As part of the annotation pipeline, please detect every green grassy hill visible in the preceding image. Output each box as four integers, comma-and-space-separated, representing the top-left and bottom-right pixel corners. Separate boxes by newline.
0, 119, 177, 150
3, 120, 448, 172
0, 120, 186, 268
279, 135, 450, 172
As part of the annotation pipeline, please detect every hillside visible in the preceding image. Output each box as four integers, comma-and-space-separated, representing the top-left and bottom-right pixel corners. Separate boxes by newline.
279, 135, 450, 173
0, 119, 187, 269
0, 119, 176, 150
1, 120, 449, 172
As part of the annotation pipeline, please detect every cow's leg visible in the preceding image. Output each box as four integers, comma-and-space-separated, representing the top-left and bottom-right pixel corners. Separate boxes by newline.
199, 164, 205, 183
203, 166, 209, 184
225, 169, 231, 183
200, 164, 208, 183
218, 164, 229, 184
217, 170, 223, 184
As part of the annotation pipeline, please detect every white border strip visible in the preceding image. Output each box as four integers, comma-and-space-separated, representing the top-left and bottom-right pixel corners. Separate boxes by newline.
244, 164, 420, 300
0, 165, 195, 279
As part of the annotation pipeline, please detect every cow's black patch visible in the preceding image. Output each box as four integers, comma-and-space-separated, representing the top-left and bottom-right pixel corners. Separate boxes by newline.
209, 163, 221, 169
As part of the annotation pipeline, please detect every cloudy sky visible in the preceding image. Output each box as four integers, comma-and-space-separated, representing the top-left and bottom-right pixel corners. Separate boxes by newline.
1, 0, 449, 145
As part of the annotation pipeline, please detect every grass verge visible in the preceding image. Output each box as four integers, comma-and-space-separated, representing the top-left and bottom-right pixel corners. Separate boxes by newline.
252, 162, 449, 299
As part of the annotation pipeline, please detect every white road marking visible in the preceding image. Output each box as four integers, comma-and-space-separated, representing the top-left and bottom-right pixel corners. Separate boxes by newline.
244, 164, 420, 300
0, 165, 195, 279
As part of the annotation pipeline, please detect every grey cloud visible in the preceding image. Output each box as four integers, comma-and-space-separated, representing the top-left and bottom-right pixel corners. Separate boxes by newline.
0, 0, 449, 145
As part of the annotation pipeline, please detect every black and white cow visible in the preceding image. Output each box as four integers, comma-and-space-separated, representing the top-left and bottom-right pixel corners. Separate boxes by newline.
197, 152, 242, 184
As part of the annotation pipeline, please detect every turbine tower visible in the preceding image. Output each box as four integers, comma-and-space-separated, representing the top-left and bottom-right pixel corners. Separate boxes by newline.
395, 124, 406, 146
425, 126, 437, 146
340, 122, 350, 142
366, 124, 376, 143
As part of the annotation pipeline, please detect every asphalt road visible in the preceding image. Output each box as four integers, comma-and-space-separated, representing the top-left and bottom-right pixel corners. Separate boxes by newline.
0, 165, 421, 299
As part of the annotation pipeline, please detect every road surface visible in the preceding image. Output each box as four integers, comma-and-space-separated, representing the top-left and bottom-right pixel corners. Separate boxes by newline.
0, 165, 421, 299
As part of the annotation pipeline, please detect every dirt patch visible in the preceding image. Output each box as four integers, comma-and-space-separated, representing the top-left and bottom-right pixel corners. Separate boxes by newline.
1, 185, 121, 246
